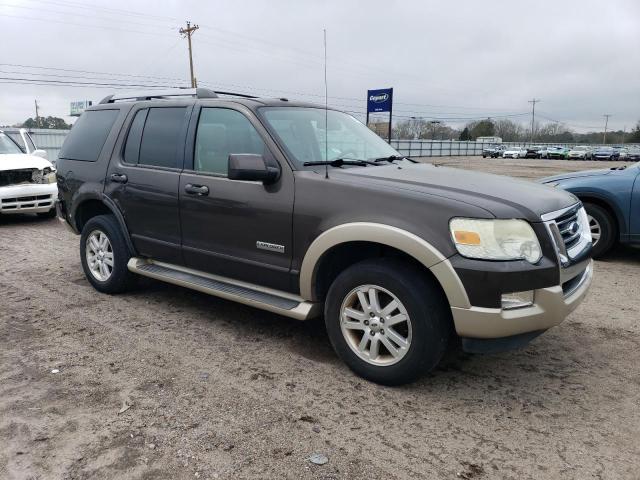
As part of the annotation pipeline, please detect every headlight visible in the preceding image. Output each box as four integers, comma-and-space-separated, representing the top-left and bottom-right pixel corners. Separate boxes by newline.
32, 168, 56, 184
450, 218, 542, 263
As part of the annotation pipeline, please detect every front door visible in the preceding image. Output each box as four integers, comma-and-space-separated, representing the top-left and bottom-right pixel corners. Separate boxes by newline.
105, 105, 191, 264
179, 106, 295, 292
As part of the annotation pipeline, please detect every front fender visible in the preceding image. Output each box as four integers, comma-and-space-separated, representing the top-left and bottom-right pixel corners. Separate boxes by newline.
299, 222, 471, 309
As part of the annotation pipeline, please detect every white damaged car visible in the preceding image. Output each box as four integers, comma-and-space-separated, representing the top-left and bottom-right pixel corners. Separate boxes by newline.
1, 130, 57, 218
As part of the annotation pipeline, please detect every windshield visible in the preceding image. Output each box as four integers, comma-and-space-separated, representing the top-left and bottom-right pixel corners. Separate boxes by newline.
573, 146, 586, 151
260, 107, 400, 167
0, 132, 23, 155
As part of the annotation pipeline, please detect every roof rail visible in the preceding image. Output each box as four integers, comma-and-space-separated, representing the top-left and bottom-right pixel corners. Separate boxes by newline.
99, 87, 218, 104
213, 90, 259, 99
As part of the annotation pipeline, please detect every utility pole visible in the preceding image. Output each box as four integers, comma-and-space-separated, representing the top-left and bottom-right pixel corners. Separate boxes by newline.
34, 99, 40, 128
603, 114, 611, 144
179, 21, 199, 88
528, 98, 540, 144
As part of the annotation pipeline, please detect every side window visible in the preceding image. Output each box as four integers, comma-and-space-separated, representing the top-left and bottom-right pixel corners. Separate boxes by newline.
123, 109, 148, 164
194, 108, 267, 175
59, 109, 119, 161
138, 107, 186, 168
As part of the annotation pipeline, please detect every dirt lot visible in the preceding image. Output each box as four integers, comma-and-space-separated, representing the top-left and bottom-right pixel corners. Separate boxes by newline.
1, 158, 639, 480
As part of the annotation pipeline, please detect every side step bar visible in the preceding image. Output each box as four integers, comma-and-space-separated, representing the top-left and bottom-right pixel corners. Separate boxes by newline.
127, 258, 321, 321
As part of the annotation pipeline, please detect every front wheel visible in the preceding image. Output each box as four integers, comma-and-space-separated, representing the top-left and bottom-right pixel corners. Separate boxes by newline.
80, 214, 136, 293
584, 202, 616, 258
324, 258, 451, 385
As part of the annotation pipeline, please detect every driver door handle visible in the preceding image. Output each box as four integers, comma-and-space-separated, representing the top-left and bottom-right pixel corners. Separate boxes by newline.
110, 173, 128, 184
184, 184, 209, 196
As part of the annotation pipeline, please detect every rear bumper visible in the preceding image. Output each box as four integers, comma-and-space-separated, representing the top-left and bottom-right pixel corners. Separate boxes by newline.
451, 260, 593, 339
0, 183, 57, 214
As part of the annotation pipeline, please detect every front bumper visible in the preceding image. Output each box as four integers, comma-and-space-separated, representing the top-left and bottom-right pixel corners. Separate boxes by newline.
0, 183, 57, 214
451, 260, 593, 338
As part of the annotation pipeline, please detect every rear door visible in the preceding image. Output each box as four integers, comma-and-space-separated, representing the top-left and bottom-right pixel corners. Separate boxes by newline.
105, 104, 192, 264
178, 105, 295, 291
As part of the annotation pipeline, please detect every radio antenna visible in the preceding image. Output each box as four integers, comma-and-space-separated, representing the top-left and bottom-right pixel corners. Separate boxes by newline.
323, 28, 329, 179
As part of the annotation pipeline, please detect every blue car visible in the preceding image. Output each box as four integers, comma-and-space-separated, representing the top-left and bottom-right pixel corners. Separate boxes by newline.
539, 162, 640, 257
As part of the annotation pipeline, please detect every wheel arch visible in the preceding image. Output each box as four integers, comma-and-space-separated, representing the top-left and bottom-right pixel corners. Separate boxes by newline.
299, 223, 470, 309
576, 193, 624, 236
72, 194, 137, 255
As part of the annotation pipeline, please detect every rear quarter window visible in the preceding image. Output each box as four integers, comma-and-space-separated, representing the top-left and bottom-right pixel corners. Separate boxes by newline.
59, 109, 119, 161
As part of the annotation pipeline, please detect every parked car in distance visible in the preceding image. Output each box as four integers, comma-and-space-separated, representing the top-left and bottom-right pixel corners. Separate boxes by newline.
56, 88, 593, 385
568, 146, 592, 160
525, 146, 542, 158
482, 144, 506, 158
502, 146, 528, 158
540, 162, 640, 257
0, 130, 57, 218
537, 146, 549, 159
547, 146, 571, 159
626, 147, 640, 161
593, 146, 620, 161
618, 148, 629, 160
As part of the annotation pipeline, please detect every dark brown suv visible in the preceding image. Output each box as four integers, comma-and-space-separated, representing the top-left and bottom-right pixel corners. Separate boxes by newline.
56, 88, 593, 385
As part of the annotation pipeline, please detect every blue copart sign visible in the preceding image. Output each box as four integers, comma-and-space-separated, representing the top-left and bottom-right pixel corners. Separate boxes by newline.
367, 88, 393, 113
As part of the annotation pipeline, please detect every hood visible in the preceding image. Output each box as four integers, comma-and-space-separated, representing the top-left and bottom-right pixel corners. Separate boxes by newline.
328, 162, 577, 221
0, 153, 54, 172
538, 168, 613, 184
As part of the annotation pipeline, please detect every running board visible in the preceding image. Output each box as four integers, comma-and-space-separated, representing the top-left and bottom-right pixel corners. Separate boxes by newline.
127, 258, 320, 321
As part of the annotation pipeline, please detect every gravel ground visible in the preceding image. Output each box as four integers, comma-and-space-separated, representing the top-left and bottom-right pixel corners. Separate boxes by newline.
1, 157, 639, 480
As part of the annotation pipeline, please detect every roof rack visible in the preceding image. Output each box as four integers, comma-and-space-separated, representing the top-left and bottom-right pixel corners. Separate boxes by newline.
99, 87, 258, 104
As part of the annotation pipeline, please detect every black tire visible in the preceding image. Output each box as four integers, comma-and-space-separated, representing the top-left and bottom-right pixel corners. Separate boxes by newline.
584, 202, 616, 258
324, 258, 452, 385
80, 214, 136, 293
37, 208, 57, 219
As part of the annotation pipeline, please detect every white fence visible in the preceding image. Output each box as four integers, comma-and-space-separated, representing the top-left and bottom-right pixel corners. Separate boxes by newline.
3, 128, 638, 162
391, 140, 640, 157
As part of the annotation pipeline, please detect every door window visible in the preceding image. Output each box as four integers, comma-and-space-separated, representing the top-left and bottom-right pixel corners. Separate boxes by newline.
123, 109, 148, 164
194, 108, 267, 175
138, 107, 186, 168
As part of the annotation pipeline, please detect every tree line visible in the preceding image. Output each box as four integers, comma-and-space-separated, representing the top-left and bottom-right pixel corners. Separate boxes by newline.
390, 118, 640, 144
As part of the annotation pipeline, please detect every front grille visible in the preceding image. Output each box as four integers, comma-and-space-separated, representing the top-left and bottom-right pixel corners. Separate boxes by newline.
554, 209, 581, 250
0, 194, 53, 210
0, 169, 37, 187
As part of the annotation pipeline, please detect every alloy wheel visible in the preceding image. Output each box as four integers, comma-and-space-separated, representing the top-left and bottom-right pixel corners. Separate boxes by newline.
588, 215, 601, 247
86, 229, 114, 281
340, 284, 412, 366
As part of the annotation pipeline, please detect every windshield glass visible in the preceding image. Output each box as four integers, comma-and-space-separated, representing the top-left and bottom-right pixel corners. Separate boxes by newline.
573, 146, 586, 151
0, 132, 23, 155
260, 107, 400, 167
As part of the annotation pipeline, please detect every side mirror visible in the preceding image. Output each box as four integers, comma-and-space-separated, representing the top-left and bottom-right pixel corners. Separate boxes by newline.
228, 154, 280, 184
33, 149, 48, 159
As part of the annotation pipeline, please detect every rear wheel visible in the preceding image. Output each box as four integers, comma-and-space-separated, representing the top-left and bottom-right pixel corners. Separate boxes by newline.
584, 202, 616, 258
80, 214, 136, 293
324, 258, 451, 385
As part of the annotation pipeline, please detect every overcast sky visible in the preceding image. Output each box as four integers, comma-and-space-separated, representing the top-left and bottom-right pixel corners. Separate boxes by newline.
1, 0, 638, 132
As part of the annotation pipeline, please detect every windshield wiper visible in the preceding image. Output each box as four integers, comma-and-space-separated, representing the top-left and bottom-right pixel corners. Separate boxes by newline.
372, 155, 417, 163
303, 158, 379, 167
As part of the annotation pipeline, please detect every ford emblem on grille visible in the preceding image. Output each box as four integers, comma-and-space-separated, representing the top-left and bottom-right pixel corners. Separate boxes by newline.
568, 222, 580, 235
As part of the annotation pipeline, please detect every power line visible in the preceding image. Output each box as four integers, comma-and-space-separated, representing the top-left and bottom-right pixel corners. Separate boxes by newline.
0, 2, 177, 30
0, 12, 173, 37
